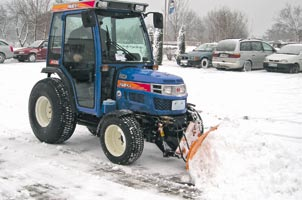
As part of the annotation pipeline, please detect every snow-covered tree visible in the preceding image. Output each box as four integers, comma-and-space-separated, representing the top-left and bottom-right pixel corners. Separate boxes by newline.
153, 28, 163, 65
177, 26, 185, 55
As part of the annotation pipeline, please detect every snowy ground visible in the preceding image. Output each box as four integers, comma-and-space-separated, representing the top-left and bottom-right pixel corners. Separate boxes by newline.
0, 59, 301, 200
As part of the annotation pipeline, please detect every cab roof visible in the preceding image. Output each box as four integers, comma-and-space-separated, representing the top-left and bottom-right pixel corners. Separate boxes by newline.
52, 0, 148, 13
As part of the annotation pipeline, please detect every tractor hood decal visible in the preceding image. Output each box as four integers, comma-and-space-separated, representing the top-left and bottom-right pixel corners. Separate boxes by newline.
118, 68, 184, 84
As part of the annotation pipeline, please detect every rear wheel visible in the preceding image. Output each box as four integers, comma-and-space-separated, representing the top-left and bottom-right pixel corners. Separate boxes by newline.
0, 53, 5, 63
99, 115, 144, 165
29, 78, 77, 144
243, 61, 252, 71
28, 53, 36, 62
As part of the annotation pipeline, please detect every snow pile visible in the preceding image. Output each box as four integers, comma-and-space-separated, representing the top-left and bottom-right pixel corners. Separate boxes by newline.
0, 59, 301, 200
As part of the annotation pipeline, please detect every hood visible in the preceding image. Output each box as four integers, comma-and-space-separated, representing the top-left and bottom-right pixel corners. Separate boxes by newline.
118, 68, 184, 84
266, 53, 298, 61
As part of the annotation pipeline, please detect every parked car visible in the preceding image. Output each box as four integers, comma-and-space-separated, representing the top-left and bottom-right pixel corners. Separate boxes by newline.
176, 43, 217, 68
0, 39, 14, 63
212, 39, 276, 71
263, 44, 302, 73
13, 40, 48, 62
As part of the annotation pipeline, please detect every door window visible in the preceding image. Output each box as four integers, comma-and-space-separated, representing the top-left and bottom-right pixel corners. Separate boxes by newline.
63, 13, 96, 108
251, 42, 263, 51
262, 43, 273, 52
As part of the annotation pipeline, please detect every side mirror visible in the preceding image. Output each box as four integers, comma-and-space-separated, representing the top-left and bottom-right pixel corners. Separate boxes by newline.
153, 13, 163, 29
81, 9, 96, 27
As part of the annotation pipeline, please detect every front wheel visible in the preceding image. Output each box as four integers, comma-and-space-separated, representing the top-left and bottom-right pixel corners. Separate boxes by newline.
0, 53, 5, 63
99, 115, 144, 165
289, 64, 300, 73
28, 78, 77, 144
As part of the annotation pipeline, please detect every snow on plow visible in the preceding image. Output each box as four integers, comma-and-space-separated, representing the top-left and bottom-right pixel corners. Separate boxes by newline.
175, 121, 219, 170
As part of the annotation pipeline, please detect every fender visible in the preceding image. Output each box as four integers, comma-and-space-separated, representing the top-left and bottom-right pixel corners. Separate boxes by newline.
41, 67, 77, 113
96, 109, 134, 134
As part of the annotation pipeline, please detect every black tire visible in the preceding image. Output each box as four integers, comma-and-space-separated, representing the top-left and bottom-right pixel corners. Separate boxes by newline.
289, 64, 300, 74
0, 53, 5, 63
243, 60, 252, 72
99, 115, 144, 165
29, 78, 77, 144
28, 53, 36, 62
186, 104, 204, 134
200, 58, 209, 69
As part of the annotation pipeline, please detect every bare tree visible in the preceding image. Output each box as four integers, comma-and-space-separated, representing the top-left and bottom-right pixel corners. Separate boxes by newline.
0, 5, 9, 39
166, 0, 205, 42
275, 3, 302, 42
204, 7, 248, 41
6, 0, 52, 46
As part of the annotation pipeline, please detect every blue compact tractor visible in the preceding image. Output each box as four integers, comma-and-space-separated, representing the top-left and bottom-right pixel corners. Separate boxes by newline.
28, 0, 203, 165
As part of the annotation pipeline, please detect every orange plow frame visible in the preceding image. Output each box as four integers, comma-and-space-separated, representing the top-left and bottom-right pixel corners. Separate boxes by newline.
186, 125, 219, 170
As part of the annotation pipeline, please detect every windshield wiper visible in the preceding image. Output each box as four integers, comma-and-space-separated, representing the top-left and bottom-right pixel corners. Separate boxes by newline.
104, 25, 137, 61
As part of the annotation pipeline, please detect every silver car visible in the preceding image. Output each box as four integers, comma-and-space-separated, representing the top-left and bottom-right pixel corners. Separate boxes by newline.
264, 44, 302, 73
212, 39, 276, 71
0, 39, 14, 63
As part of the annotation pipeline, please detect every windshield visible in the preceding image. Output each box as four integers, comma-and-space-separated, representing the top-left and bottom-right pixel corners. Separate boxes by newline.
194, 43, 216, 51
277, 45, 302, 55
97, 12, 152, 63
29, 40, 43, 48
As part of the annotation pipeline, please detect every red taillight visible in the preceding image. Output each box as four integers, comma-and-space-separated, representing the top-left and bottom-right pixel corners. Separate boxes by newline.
10, 46, 13, 52
229, 53, 240, 58
212, 52, 219, 57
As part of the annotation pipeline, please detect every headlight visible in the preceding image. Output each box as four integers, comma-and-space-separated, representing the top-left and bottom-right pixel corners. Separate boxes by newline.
162, 84, 186, 96
280, 59, 288, 63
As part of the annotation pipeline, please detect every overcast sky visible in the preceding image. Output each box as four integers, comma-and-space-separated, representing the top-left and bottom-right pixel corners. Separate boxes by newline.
139, 0, 302, 38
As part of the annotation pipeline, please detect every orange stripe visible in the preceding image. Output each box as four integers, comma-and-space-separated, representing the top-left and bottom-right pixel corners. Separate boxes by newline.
117, 80, 151, 92
52, 1, 95, 12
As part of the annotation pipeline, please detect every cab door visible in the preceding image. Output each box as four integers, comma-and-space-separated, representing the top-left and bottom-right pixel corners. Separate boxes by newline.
62, 12, 97, 112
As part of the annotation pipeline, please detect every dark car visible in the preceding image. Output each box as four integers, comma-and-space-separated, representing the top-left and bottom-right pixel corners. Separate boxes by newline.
176, 42, 217, 68
14, 40, 48, 62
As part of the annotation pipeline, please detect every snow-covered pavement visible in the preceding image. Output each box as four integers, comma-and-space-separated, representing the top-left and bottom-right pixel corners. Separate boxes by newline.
0, 59, 301, 200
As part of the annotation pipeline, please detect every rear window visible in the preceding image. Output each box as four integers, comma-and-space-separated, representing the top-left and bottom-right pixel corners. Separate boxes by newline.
216, 40, 237, 51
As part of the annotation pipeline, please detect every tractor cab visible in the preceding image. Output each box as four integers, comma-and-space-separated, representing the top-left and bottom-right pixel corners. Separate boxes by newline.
46, 0, 163, 116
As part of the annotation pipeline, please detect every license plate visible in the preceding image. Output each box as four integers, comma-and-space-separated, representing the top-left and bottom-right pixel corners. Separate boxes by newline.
269, 63, 277, 67
172, 100, 185, 110
220, 54, 228, 58
181, 60, 188, 65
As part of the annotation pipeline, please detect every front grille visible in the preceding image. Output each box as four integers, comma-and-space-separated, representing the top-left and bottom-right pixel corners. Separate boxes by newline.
154, 98, 171, 110
129, 92, 145, 103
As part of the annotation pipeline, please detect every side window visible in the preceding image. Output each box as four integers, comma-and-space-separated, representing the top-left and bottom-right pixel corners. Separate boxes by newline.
64, 14, 95, 65
251, 42, 263, 51
47, 13, 63, 66
263, 43, 273, 52
240, 42, 251, 51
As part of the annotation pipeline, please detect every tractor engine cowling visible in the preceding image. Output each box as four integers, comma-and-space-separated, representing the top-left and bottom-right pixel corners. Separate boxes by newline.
115, 68, 187, 116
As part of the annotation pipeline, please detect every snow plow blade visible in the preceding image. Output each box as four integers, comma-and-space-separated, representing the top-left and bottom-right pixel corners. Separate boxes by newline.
185, 125, 219, 170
